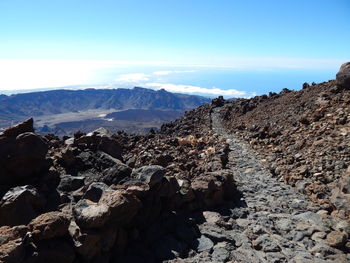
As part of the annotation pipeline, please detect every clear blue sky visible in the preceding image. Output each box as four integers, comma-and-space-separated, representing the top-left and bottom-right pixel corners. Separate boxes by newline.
0, 0, 349, 95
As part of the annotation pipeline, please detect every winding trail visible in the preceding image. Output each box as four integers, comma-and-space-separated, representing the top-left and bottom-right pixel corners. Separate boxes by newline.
180, 108, 349, 263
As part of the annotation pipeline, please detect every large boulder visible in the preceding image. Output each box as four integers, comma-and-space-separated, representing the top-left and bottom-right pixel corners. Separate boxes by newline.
57, 175, 85, 192
83, 182, 113, 202
58, 150, 131, 186
0, 121, 49, 186
73, 199, 111, 229
0, 225, 29, 246
130, 165, 166, 187
74, 127, 122, 160
0, 238, 26, 263
29, 211, 70, 240
1, 118, 34, 137
100, 157, 132, 185
68, 220, 117, 261
336, 62, 350, 88
0, 185, 45, 226
0, 225, 29, 263
99, 190, 142, 226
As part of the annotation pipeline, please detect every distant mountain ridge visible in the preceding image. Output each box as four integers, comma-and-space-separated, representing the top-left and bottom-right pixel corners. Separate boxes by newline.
0, 87, 211, 135
0, 87, 210, 117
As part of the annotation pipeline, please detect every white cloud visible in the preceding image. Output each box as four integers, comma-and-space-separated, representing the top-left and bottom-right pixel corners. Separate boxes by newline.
153, 70, 196, 76
115, 73, 150, 82
0, 57, 346, 91
144, 82, 254, 98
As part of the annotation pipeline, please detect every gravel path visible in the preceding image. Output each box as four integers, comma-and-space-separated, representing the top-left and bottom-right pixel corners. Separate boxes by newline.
168, 108, 349, 263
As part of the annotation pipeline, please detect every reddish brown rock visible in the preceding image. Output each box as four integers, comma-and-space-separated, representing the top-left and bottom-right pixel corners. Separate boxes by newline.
99, 189, 142, 225
0, 225, 28, 263
0, 238, 26, 263
29, 211, 70, 240
1, 118, 34, 138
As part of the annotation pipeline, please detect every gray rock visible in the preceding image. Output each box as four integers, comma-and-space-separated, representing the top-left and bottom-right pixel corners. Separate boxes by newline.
211, 242, 231, 262
336, 62, 350, 88
131, 165, 166, 187
58, 175, 85, 192
275, 218, 293, 232
73, 199, 110, 229
252, 234, 281, 252
231, 247, 268, 263
83, 182, 112, 202
0, 185, 45, 226
100, 157, 132, 185
194, 235, 214, 252
199, 224, 233, 243
294, 211, 322, 225
74, 127, 122, 160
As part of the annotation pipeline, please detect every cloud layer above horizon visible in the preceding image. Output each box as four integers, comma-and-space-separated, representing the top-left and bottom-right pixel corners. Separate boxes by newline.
0, 58, 346, 97
114, 71, 254, 98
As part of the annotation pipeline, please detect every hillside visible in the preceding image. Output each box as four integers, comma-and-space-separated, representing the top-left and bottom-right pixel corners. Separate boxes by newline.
0, 63, 349, 263
0, 87, 210, 135
220, 77, 350, 218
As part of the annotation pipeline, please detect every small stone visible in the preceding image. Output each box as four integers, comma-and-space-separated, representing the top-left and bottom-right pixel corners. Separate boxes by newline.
326, 231, 347, 248
236, 218, 250, 228
202, 211, 222, 225
195, 235, 214, 252
316, 210, 329, 217
252, 234, 281, 252
311, 231, 327, 242
335, 220, 350, 235
276, 218, 292, 232
211, 246, 230, 262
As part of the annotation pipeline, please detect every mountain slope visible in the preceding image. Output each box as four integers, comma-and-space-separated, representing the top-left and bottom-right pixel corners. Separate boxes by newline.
220, 79, 350, 218
0, 87, 210, 134
0, 87, 210, 116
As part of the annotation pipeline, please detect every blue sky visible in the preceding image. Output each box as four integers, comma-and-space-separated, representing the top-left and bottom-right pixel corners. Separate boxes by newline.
0, 0, 349, 96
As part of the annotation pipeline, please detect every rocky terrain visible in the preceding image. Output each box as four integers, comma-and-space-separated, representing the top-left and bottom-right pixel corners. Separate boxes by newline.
0, 63, 349, 263
220, 63, 350, 219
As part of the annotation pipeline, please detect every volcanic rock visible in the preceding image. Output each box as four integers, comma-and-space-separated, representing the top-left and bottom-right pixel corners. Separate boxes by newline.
74, 127, 122, 160
0, 129, 48, 186
130, 165, 166, 187
73, 199, 110, 229
0, 185, 45, 226
336, 62, 350, 88
99, 189, 142, 226
29, 211, 70, 240
0, 118, 34, 137
82, 182, 113, 202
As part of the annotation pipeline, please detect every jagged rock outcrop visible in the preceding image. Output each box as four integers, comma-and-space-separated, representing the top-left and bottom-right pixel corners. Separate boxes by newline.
0, 119, 49, 189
